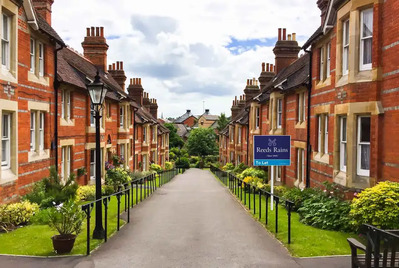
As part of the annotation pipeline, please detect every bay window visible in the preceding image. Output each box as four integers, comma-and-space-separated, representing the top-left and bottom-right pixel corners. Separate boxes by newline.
342, 19, 350, 75
1, 13, 10, 69
30, 112, 35, 151
360, 8, 373, 71
30, 38, 35, 73
326, 43, 331, 77
340, 117, 347, 172
119, 106, 125, 128
357, 116, 370, 176
61, 146, 71, 182
324, 115, 328, 154
30, 111, 45, 152
1, 113, 10, 169
319, 47, 324, 81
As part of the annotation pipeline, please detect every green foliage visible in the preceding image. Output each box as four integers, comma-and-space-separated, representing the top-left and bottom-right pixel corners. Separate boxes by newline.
186, 128, 218, 158
233, 163, 249, 174
150, 163, 163, 173
190, 156, 200, 164
274, 186, 288, 196
238, 167, 267, 180
105, 167, 131, 191
216, 113, 229, 133
165, 161, 173, 170
75, 185, 115, 202
111, 155, 124, 166
164, 123, 184, 149
222, 163, 235, 172
176, 157, 190, 168
169, 152, 176, 161
30, 208, 52, 225
23, 166, 78, 208
298, 191, 352, 232
282, 187, 319, 211
0, 201, 39, 231
350, 181, 399, 229
48, 200, 85, 236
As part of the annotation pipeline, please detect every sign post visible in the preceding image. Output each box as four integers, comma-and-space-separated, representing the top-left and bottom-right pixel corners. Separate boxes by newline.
253, 135, 291, 211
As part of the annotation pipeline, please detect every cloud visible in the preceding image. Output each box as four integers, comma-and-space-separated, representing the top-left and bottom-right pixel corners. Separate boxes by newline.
130, 15, 178, 43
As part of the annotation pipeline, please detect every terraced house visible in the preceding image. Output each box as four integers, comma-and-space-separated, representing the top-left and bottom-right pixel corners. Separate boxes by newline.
0, 0, 169, 203
220, 0, 399, 192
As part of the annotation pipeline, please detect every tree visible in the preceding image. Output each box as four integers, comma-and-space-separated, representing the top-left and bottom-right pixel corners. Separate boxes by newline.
186, 128, 218, 163
164, 123, 184, 149
216, 113, 229, 133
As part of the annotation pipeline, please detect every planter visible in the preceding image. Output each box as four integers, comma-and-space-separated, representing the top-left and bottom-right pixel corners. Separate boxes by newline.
51, 234, 77, 254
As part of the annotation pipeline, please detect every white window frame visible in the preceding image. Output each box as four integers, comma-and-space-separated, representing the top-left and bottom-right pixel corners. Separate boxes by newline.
360, 8, 373, 71
298, 92, 306, 123
326, 42, 331, 77
39, 112, 44, 151
90, 111, 95, 127
255, 107, 260, 129
230, 127, 234, 142
38, 43, 44, 76
324, 115, 328, 154
30, 38, 35, 73
66, 91, 71, 120
296, 148, 305, 184
119, 106, 125, 128
277, 99, 282, 128
319, 47, 324, 81
30, 111, 36, 152
1, 113, 11, 169
152, 126, 156, 142
318, 115, 322, 153
142, 154, 147, 171
143, 126, 147, 143
238, 126, 242, 144
1, 13, 10, 69
357, 116, 371, 176
340, 116, 347, 172
90, 149, 95, 180
342, 19, 350, 75
120, 144, 125, 161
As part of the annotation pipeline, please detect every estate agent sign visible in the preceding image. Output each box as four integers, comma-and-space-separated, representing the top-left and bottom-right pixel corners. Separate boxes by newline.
253, 135, 291, 166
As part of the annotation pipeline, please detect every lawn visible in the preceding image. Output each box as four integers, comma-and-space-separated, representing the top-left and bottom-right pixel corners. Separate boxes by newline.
0, 176, 165, 256
213, 173, 353, 257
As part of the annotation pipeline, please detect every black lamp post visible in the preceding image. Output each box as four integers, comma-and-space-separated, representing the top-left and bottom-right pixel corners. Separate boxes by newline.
87, 71, 107, 239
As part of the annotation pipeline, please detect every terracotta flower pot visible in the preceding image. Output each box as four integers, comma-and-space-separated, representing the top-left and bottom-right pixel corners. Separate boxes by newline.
51, 234, 77, 254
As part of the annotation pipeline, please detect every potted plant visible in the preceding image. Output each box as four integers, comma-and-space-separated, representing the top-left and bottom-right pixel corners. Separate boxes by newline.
48, 200, 85, 254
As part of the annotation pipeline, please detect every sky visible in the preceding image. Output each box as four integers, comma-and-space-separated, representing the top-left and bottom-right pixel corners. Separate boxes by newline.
52, 0, 321, 119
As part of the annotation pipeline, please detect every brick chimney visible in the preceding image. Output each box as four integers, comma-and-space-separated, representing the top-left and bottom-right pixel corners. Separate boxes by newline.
32, 0, 54, 25
244, 78, 260, 105
127, 78, 143, 106
143, 92, 151, 111
317, 0, 329, 24
258, 62, 275, 90
108, 61, 127, 91
237, 95, 246, 110
82, 27, 109, 72
273, 28, 301, 74
150, 99, 158, 119
231, 96, 241, 119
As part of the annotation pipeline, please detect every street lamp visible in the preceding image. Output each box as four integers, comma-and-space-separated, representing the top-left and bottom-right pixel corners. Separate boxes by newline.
87, 71, 107, 239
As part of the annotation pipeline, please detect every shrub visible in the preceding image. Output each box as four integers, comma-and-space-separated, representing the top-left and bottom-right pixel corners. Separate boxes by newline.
273, 186, 288, 196
30, 208, 52, 225
190, 156, 200, 164
23, 166, 78, 208
169, 152, 176, 161
222, 163, 235, 172
283, 187, 319, 211
150, 163, 163, 173
238, 167, 266, 180
350, 181, 399, 230
0, 201, 39, 231
165, 161, 173, 170
48, 200, 85, 236
176, 157, 190, 168
105, 167, 131, 191
233, 163, 249, 175
298, 191, 352, 232
76, 185, 117, 202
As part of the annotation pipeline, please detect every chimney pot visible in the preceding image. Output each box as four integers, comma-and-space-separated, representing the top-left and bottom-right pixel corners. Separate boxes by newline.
283, 28, 287, 40
91, 27, 95, 36
86, 28, 90, 37
187, 109, 191, 113
117, 62, 120, 70
139, 78, 141, 85
100, 27, 104, 37
278, 28, 282, 41
112, 63, 116, 70
249, 80, 253, 86
96, 27, 100, 36
271, 64, 274, 72
266, 63, 270, 72
120, 62, 123, 70
292, 33, 296, 41
262, 62, 265, 72
130, 78, 133, 85
288, 34, 292, 41
108, 64, 112, 70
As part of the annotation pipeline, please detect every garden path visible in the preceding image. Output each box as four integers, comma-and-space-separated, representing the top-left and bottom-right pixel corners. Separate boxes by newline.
0, 168, 350, 267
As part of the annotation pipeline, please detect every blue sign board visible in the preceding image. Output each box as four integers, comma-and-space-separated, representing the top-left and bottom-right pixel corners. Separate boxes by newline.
253, 135, 291, 166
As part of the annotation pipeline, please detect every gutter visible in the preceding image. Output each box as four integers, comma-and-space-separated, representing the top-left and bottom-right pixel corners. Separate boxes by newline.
304, 49, 313, 188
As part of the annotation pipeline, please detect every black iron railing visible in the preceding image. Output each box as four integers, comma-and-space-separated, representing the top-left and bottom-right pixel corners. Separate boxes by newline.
81, 168, 178, 255
210, 165, 294, 244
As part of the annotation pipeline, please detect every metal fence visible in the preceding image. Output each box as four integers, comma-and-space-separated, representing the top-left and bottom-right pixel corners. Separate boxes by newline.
210, 165, 294, 244
81, 168, 178, 255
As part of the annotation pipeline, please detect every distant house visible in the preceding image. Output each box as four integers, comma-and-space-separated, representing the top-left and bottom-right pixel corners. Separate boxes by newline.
195, 109, 219, 129
174, 109, 197, 127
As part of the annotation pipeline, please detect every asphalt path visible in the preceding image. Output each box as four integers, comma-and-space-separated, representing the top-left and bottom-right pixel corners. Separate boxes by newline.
0, 168, 350, 267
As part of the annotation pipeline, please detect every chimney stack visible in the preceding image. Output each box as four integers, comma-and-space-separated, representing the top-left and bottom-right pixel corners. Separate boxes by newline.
273, 28, 301, 74
143, 92, 151, 111
317, 0, 330, 24
244, 78, 260, 105
108, 61, 127, 91
82, 26, 109, 72
150, 98, 158, 119
127, 78, 144, 106
32, 0, 54, 25
258, 62, 276, 89
231, 96, 240, 119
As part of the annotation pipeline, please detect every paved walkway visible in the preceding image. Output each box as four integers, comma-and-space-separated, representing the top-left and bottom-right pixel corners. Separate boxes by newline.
0, 169, 350, 267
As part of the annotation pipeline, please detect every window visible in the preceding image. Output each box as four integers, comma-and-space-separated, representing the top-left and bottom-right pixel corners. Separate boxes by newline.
142, 154, 147, 171
107, 102, 111, 118
119, 106, 125, 128
152, 126, 156, 142
230, 127, 234, 142
360, 8, 373, 71
30, 112, 35, 151
1, 113, 10, 169
317, 114, 328, 155
90, 149, 103, 180
357, 116, 370, 176
255, 107, 260, 129
318, 115, 322, 153
238, 126, 242, 144
319, 47, 324, 81
277, 99, 282, 128
135, 127, 138, 141
143, 126, 147, 143
152, 151, 156, 163
30, 111, 45, 152
340, 117, 347, 172
90, 111, 95, 127
61, 90, 71, 120
342, 19, 350, 75
297, 92, 306, 123
230, 151, 234, 162
326, 43, 331, 77
38, 43, 44, 76
120, 144, 125, 161
30, 38, 35, 73
61, 146, 71, 182
1, 14, 10, 69
324, 115, 328, 154
297, 148, 305, 185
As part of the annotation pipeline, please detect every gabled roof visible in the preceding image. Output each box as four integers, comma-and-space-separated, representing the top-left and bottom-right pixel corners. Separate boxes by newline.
36, 14, 64, 45
323, 0, 346, 34
135, 107, 158, 125
174, 111, 195, 124
174, 123, 188, 137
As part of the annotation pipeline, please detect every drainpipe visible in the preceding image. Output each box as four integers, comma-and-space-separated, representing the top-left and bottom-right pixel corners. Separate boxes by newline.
304, 49, 313, 188
53, 45, 64, 172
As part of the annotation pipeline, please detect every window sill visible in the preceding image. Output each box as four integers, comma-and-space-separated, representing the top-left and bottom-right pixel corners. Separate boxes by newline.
294, 179, 305, 190
336, 74, 349, 87
315, 76, 331, 89
86, 126, 105, 134
295, 121, 306, 129
333, 171, 347, 187
118, 128, 128, 133
105, 117, 112, 122
313, 152, 329, 164
269, 128, 284, 135
28, 72, 49, 86
355, 69, 374, 82
60, 118, 75, 127
0, 67, 17, 84
28, 149, 50, 163
0, 169, 17, 186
